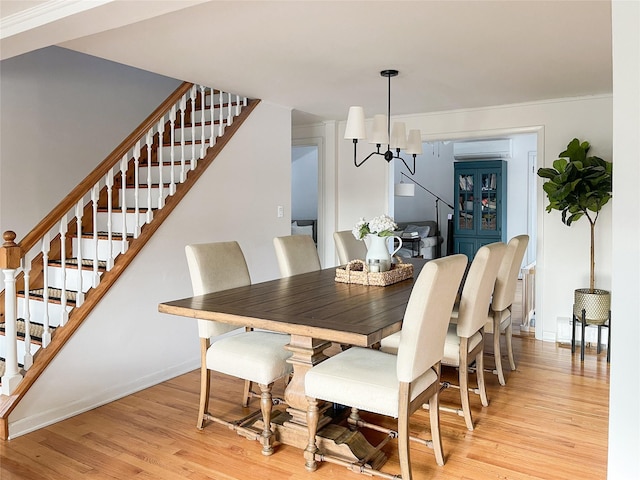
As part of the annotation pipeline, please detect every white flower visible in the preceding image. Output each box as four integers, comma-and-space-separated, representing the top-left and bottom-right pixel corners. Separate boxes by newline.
352, 218, 368, 240
352, 214, 397, 239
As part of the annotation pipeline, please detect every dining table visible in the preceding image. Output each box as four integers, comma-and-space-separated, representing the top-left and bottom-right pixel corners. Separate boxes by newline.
158, 258, 426, 468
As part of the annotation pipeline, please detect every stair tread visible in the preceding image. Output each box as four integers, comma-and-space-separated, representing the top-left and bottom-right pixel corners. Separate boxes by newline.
122, 183, 172, 188
95, 207, 155, 213
19, 287, 78, 305
162, 139, 207, 146
49, 258, 108, 270
70, 231, 134, 239
0, 318, 55, 344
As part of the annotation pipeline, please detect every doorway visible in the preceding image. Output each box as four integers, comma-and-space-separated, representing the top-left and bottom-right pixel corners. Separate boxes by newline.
391, 132, 538, 269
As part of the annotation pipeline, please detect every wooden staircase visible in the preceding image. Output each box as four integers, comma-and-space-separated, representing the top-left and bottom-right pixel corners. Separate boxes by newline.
0, 82, 260, 439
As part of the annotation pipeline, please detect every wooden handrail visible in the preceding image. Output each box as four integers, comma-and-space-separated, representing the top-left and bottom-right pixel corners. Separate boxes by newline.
17, 82, 194, 255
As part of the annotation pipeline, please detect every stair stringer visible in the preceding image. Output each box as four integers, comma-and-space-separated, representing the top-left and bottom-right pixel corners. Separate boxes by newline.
1, 97, 266, 439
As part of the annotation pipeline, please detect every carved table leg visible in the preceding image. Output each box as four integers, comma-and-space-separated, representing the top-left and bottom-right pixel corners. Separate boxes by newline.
267, 335, 387, 470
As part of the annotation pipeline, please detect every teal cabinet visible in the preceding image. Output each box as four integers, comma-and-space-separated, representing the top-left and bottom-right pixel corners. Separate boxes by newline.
453, 160, 507, 260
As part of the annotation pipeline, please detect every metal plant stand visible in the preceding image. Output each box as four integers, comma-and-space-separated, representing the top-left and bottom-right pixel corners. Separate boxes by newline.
571, 308, 611, 363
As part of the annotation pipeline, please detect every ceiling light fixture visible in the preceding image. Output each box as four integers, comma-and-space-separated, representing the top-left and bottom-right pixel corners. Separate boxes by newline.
344, 69, 423, 175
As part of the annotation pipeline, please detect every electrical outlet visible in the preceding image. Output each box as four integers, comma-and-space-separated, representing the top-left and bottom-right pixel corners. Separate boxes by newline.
277, 206, 284, 218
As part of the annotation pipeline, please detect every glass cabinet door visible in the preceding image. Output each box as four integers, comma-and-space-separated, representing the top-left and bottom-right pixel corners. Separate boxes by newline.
457, 173, 474, 232
480, 172, 498, 233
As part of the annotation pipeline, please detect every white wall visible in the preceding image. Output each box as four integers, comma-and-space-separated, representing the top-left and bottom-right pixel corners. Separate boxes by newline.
0, 46, 182, 238
609, 1, 640, 477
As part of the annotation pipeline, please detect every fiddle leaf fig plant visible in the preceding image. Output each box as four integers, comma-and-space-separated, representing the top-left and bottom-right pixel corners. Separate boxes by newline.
537, 138, 612, 292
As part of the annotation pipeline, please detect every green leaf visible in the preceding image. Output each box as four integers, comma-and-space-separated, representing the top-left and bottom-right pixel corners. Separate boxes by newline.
538, 167, 559, 179
552, 159, 567, 173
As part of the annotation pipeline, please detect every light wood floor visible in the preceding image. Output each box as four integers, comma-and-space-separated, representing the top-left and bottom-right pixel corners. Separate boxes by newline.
0, 285, 609, 480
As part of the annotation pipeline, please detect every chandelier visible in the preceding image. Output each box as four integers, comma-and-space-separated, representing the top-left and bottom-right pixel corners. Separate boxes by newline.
344, 69, 422, 175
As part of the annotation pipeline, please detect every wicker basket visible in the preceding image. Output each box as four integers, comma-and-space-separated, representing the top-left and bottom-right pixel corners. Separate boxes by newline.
335, 258, 414, 286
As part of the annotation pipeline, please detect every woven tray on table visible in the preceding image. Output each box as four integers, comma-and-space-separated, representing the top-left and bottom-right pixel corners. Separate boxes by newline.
335, 258, 414, 286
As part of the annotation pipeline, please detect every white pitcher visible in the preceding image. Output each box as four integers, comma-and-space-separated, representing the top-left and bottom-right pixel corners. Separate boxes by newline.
365, 234, 402, 272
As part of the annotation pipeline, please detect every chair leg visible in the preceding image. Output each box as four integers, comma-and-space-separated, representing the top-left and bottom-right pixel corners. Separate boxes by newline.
505, 321, 516, 371
305, 397, 320, 472
428, 389, 445, 466
476, 348, 489, 407
397, 385, 413, 480
197, 366, 211, 430
458, 362, 473, 430
493, 326, 506, 386
242, 380, 253, 408
197, 338, 211, 430
258, 383, 275, 456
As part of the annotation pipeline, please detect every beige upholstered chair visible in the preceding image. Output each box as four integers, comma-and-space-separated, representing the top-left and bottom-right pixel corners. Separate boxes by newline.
185, 241, 293, 455
333, 230, 367, 265
441, 242, 505, 430
273, 235, 321, 277
485, 235, 529, 385
304, 255, 468, 478
381, 243, 506, 431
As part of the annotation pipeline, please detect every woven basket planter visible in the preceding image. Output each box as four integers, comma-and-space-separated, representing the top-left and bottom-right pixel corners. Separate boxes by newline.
573, 288, 611, 325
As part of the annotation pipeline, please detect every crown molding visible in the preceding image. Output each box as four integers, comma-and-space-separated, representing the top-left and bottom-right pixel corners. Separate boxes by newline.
1, 0, 112, 39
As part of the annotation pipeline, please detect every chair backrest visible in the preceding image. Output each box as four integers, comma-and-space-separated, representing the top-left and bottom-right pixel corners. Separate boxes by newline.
333, 230, 367, 265
185, 241, 251, 339
273, 235, 321, 277
491, 235, 530, 312
396, 254, 468, 383
456, 242, 506, 338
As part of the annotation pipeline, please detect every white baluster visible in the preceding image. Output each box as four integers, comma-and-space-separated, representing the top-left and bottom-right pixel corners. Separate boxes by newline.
91, 184, 100, 288
208, 87, 216, 148
105, 169, 114, 270
219, 89, 224, 137
41, 232, 52, 347
58, 217, 69, 326
119, 155, 129, 254
169, 105, 177, 195
133, 141, 141, 238
227, 91, 233, 127
157, 119, 165, 209
243, 96, 248, 107
235, 94, 241, 116
74, 201, 85, 307
20, 255, 34, 369
200, 85, 207, 156
190, 86, 197, 170
179, 96, 187, 183
1, 266, 22, 394
145, 131, 154, 224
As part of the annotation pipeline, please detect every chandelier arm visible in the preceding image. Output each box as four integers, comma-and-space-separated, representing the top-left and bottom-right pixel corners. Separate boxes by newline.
398, 155, 416, 176
354, 148, 384, 168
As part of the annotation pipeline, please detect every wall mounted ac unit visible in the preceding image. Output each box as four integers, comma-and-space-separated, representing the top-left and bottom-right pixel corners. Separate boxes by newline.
453, 139, 512, 159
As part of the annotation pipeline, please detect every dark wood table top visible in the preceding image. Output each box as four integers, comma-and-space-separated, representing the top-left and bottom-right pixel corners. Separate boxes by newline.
159, 258, 426, 347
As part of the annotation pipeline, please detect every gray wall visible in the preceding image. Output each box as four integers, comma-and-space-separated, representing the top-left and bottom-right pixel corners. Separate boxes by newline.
0, 46, 181, 237
291, 145, 318, 220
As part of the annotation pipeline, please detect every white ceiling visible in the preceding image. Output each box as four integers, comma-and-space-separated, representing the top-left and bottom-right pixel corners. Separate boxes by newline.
1, 0, 613, 125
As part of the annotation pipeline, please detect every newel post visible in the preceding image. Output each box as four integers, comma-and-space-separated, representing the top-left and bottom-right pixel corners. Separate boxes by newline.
1, 231, 23, 395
